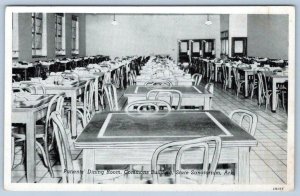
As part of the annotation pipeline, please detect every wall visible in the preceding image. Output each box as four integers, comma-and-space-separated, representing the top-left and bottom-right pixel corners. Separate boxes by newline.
228, 14, 248, 56
85, 14, 221, 59
16, 13, 86, 62
247, 14, 289, 59
220, 14, 229, 32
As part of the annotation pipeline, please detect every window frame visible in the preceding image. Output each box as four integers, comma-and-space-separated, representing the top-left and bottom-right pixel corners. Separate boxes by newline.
71, 15, 79, 55
55, 13, 66, 56
32, 13, 47, 57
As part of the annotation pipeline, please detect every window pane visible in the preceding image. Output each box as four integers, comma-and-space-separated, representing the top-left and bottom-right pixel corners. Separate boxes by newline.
234, 41, 244, 53
35, 34, 42, 49
32, 34, 35, 49
180, 42, 187, 52
205, 42, 212, 52
193, 42, 200, 52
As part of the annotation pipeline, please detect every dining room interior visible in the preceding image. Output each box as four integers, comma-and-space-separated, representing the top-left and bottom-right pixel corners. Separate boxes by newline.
10, 12, 290, 185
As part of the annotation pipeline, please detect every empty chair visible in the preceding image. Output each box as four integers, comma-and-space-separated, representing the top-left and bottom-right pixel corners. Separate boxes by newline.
205, 83, 214, 94
125, 100, 172, 113
151, 136, 222, 184
232, 67, 245, 98
12, 94, 65, 177
146, 89, 182, 110
103, 83, 119, 111
221, 63, 229, 90
229, 109, 258, 136
49, 111, 81, 183
192, 73, 203, 86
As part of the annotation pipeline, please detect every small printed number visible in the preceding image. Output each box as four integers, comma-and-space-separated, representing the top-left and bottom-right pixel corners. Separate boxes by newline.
273, 187, 284, 191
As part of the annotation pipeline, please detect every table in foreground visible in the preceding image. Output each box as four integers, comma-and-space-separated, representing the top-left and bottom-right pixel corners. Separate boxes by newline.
75, 110, 257, 184
12, 94, 55, 183
124, 85, 213, 110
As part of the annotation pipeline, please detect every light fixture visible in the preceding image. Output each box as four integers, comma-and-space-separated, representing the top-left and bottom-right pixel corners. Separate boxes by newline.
205, 14, 212, 25
111, 14, 118, 25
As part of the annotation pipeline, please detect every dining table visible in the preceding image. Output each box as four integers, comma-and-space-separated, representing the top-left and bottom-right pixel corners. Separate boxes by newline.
12, 63, 35, 80
12, 94, 56, 183
124, 85, 213, 110
258, 71, 288, 112
75, 110, 257, 184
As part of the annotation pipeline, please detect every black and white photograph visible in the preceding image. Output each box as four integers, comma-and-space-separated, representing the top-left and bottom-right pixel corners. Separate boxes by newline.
4, 6, 295, 191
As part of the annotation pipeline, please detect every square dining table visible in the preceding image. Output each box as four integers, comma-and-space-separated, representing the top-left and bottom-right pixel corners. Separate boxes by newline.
124, 85, 213, 110
75, 110, 257, 184
12, 94, 56, 183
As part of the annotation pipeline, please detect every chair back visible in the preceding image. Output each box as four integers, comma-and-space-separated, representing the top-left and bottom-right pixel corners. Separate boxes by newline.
146, 89, 182, 110
50, 111, 75, 183
83, 80, 95, 124
192, 73, 202, 85
205, 83, 214, 94
229, 109, 258, 136
151, 136, 222, 184
103, 83, 118, 111
125, 100, 171, 113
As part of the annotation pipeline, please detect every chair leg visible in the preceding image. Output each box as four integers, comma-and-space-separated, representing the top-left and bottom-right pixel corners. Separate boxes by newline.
36, 141, 54, 177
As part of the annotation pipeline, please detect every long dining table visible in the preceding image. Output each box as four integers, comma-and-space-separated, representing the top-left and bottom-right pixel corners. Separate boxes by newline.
124, 85, 213, 110
75, 110, 257, 184
12, 94, 56, 183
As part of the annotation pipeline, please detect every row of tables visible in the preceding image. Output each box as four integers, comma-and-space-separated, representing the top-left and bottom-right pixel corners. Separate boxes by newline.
199, 58, 288, 112
74, 56, 257, 184
11, 56, 137, 183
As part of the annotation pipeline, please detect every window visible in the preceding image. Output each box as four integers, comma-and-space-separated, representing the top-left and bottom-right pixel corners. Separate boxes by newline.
12, 13, 19, 58
221, 31, 229, 55
32, 13, 47, 56
55, 13, 65, 55
71, 15, 79, 55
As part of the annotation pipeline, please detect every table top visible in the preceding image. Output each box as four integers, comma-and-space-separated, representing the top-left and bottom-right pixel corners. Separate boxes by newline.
75, 110, 257, 148
12, 94, 54, 112
124, 85, 212, 98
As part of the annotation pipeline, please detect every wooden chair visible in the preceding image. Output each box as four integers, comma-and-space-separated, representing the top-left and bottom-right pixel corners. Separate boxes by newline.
125, 100, 172, 113
205, 83, 214, 94
65, 80, 95, 128
146, 89, 182, 110
12, 94, 65, 177
229, 109, 258, 136
151, 136, 222, 184
103, 83, 119, 111
50, 111, 81, 183
192, 73, 203, 86
221, 63, 229, 90
232, 67, 245, 98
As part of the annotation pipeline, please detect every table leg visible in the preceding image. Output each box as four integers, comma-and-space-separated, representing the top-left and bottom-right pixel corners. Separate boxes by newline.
94, 78, 99, 111
245, 72, 249, 97
214, 64, 218, 82
272, 78, 277, 112
26, 113, 36, 183
71, 92, 77, 139
258, 75, 262, 105
237, 147, 250, 184
204, 97, 210, 110
83, 149, 95, 183
228, 67, 232, 89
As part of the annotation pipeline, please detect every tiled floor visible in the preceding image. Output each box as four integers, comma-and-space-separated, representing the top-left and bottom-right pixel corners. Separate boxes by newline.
11, 81, 288, 184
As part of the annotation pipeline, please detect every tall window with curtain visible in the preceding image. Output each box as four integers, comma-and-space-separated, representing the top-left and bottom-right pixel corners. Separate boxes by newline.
32, 13, 47, 56
55, 13, 65, 55
71, 15, 79, 55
